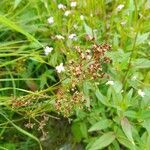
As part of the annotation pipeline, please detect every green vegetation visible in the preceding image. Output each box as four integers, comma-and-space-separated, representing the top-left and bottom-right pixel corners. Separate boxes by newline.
0, 0, 150, 149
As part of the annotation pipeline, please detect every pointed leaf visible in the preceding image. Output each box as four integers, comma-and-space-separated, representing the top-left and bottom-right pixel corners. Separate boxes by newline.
133, 58, 150, 69
84, 22, 93, 37
95, 89, 109, 106
121, 117, 134, 145
14, 0, 22, 9
136, 33, 149, 45
88, 132, 115, 150
88, 119, 112, 132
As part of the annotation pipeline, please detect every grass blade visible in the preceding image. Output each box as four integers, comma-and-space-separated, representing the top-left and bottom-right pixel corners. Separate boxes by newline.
0, 112, 43, 150
0, 15, 43, 47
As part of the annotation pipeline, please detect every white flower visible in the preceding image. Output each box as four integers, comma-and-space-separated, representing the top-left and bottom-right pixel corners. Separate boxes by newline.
117, 4, 124, 11
80, 15, 84, 20
68, 33, 77, 40
132, 76, 137, 81
73, 24, 78, 29
138, 89, 145, 97
58, 3, 66, 9
47, 17, 54, 24
106, 80, 114, 86
85, 50, 92, 59
44, 46, 53, 55
139, 13, 143, 18
95, 82, 100, 85
87, 55, 92, 60
55, 35, 65, 40
64, 10, 71, 16
56, 63, 65, 73
121, 21, 126, 25
70, 1, 77, 7
121, 90, 124, 93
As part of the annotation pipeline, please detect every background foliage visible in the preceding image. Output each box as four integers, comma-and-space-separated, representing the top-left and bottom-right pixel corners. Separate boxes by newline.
0, 0, 150, 149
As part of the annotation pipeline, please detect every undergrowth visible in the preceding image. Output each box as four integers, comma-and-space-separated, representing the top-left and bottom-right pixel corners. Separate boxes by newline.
0, 0, 150, 150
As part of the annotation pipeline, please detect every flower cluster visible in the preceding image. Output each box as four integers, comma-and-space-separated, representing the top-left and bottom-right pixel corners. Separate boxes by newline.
55, 88, 85, 117
70, 43, 111, 80
11, 93, 49, 110
54, 43, 112, 117
44, 1, 113, 117
44, 1, 79, 58
25, 113, 49, 141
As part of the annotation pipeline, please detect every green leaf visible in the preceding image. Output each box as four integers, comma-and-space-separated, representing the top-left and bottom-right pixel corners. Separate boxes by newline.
115, 126, 136, 150
142, 119, 150, 134
136, 33, 149, 45
80, 122, 88, 138
124, 111, 137, 119
30, 55, 45, 63
133, 58, 150, 69
106, 50, 131, 70
95, 89, 109, 106
147, 134, 150, 149
126, 88, 133, 102
117, 136, 136, 150
139, 110, 150, 119
1, 143, 16, 150
71, 121, 87, 142
121, 117, 135, 145
88, 119, 112, 132
83, 81, 91, 96
14, 0, 22, 9
87, 132, 115, 150
84, 22, 93, 37
141, 132, 150, 150
112, 81, 122, 93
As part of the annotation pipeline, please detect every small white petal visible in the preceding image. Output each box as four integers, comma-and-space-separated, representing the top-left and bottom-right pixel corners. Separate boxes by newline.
121, 21, 126, 25
68, 33, 77, 40
138, 89, 145, 97
70, 1, 77, 7
73, 24, 78, 29
121, 90, 124, 93
117, 4, 124, 11
64, 10, 71, 16
95, 82, 100, 85
56, 63, 65, 73
90, 13, 93, 17
106, 80, 114, 86
132, 76, 137, 81
58, 3, 66, 9
80, 15, 84, 20
55, 35, 65, 40
44, 46, 53, 55
87, 55, 92, 60
47, 17, 54, 24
